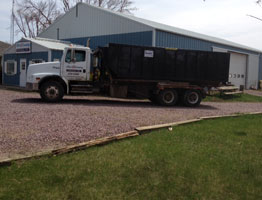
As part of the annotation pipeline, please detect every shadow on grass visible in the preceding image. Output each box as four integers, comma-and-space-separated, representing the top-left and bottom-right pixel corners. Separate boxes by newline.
11, 98, 218, 110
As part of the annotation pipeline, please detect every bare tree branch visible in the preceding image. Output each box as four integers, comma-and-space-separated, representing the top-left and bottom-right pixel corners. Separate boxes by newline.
247, 14, 262, 21
14, 0, 136, 38
14, 0, 61, 37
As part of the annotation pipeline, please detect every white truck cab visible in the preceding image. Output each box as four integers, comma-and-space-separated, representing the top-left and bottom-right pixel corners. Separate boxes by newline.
26, 46, 94, 101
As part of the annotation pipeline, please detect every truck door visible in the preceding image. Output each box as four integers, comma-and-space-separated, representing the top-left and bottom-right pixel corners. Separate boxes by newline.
62, 49, 89, 81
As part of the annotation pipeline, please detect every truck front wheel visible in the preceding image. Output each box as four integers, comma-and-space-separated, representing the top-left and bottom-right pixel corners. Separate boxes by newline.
158, 89, 178, 106
40, 81, 64, 102
183, 90, 202, 107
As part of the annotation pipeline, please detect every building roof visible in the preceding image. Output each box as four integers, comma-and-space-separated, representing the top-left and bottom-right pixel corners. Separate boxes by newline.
24, 37, 76, 50
83, 3, 261, 53
38, 2, 261, 53
0, 41, 11, 55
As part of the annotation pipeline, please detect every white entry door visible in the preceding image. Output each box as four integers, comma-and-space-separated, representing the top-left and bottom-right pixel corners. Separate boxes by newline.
229, 53, 247, 88
20, 59, 27, 87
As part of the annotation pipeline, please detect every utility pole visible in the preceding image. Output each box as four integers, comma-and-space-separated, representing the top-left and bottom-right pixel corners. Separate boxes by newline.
10, 0, 15, 44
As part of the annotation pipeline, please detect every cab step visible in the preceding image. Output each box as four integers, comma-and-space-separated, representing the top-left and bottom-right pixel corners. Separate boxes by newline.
70, 91, 94, 94
70, 84, 100, 94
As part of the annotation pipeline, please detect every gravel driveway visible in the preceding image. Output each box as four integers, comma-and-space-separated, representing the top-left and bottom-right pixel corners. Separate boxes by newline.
1, 88, 262, 160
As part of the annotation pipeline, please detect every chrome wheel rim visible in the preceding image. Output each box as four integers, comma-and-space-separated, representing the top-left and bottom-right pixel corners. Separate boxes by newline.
163, 91, 175, 104
45, 86, 59, 100
188, 92, 199, 104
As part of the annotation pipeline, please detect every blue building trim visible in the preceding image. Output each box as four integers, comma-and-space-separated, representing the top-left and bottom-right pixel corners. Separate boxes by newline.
63, 31, 153, 49
259, 54, 262, 82
51, 50, 63, 61
156, 30, 260, 55
3, 52, 48, 86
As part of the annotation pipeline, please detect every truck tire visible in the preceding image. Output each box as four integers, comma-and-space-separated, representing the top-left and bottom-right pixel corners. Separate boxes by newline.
158, 89, 178, 106
40, 81, 64, 102
183, 90, 202, 107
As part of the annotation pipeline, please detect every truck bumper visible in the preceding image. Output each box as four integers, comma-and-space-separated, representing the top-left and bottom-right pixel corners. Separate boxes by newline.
26, 82, 39, 91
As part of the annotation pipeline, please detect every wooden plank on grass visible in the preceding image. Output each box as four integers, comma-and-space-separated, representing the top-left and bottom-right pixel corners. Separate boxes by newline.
200, 114, 241, 120
135, 119, 202, 133
200, 112, 262, 120
247, 111, 262, 115
52, 131, 139, 155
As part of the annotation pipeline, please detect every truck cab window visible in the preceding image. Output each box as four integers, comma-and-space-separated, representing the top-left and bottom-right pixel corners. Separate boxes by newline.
75, 50, 86, 62
65, 50, 72, 63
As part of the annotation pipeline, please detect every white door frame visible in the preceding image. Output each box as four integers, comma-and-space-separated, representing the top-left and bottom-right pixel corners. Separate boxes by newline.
19, 58, 27, 87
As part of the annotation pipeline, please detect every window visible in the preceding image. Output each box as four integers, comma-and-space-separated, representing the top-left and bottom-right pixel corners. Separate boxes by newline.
30, 59, 44, 64
21, 61, 26, 70
65, 50, 86, 63
75, 50, 86, 62
5, 61, 17, 75
65, 50, 72, 63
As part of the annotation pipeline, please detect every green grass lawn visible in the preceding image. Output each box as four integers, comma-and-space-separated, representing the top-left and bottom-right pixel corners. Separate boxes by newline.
0, 115, 262, 200
204, 93, 262, 102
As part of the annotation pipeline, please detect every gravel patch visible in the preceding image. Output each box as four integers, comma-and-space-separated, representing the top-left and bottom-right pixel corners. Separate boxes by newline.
1, 88, 262, 160
245, 90, 262, 97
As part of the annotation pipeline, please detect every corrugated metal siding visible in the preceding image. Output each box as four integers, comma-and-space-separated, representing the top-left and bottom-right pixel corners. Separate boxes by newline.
51, 50, 63, 61
3, 52, 48, 86
156, 30, 260, 55
259, 54, 262, 82
39, 3, 153, 40
64, 31, 153, 49
247, 54, 259, 89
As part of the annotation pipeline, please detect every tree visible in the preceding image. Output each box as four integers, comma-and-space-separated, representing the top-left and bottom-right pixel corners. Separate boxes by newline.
14, 0, 136, 38
203, 0, 262, 21
246, 1, 262, 21
14, 0, 61, 37
62, 0, 136, 13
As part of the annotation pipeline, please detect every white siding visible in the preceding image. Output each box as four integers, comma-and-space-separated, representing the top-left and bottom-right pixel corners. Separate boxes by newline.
247, 54, 259, 89
39, 4, 153, 40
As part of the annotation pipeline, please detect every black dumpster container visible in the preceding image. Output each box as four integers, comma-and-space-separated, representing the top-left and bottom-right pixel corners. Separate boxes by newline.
101, 43, 230, 85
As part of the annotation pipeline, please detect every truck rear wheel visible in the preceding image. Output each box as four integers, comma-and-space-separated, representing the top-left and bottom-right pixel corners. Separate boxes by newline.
40, 81, 64, 102
158, 89, 178, 106
183, 90, 202, 107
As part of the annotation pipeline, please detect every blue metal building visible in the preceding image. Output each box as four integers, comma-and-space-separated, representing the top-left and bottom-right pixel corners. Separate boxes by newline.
2, 37, 74, 87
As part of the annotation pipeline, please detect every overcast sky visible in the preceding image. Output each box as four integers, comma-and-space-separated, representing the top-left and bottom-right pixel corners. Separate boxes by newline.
1, 0, 262, 50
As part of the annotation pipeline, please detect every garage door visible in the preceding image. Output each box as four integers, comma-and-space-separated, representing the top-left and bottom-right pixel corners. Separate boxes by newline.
229, 52, 247, 88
